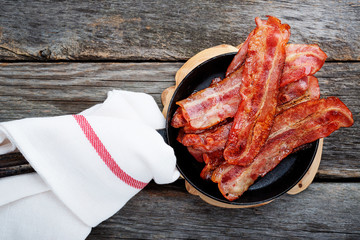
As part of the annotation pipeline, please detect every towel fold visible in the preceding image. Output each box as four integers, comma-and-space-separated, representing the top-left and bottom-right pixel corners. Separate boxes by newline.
0, 90, 179, 240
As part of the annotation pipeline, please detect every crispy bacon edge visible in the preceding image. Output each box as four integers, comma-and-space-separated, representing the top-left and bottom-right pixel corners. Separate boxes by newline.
280, 44, 327, 87
212, 97, 354, 201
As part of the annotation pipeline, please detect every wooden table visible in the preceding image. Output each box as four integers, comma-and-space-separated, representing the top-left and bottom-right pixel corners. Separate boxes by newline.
0, 1, 359, 239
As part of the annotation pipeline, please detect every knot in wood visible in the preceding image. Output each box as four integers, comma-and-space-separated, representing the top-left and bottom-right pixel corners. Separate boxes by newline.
39, 48, 51, 59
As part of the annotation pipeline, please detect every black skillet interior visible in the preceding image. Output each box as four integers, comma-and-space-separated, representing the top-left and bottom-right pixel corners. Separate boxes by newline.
166, 53, 318, 205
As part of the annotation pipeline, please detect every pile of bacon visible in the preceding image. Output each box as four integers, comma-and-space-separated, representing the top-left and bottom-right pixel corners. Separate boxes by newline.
171, 16, 354, 201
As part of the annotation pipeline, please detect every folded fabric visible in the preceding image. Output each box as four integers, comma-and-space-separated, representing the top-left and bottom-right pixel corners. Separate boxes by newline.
0, 90, 180, 240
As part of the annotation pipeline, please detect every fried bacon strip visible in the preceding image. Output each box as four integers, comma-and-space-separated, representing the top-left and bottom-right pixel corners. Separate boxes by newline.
281, 44, 327, 87
223, 16, 290, 166
276, 75, 320, 114
171, 67, 243, 130
212, 97, 354, 201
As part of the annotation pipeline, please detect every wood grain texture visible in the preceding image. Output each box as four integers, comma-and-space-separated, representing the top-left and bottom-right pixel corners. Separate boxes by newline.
0, 1, 358, 238
0, 62, 358, 179
0, 62, 182, 119
87, 180, 360, 239
0, 0, 358, 61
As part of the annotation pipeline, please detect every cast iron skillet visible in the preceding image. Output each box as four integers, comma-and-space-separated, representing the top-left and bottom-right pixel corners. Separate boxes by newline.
162, 53, 318, 206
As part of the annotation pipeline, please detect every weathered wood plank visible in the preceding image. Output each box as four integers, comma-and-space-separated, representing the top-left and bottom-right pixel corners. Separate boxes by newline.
87, 180, 360, 239
315, 62, 360, 179
0, 62, 182, 117
0, 0, 358, 61
0, 62, 359, 179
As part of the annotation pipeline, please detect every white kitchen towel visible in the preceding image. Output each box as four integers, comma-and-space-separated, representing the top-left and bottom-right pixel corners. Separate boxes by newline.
0, 90, 180, 240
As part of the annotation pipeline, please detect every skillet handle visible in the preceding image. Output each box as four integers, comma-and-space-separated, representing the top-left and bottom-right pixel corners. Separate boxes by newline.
156, 128, 167, 143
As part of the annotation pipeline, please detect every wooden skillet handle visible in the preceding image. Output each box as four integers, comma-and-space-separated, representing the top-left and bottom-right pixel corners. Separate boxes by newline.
161, 44, 323, 208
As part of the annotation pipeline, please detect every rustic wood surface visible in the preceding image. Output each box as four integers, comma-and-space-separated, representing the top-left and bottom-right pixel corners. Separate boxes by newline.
0, 0, 359, 61
0, 0, 359, 239
88, 180, 360, 239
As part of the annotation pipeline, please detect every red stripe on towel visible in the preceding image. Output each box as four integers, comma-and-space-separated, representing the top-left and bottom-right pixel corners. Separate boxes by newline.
73, 115, 147, 189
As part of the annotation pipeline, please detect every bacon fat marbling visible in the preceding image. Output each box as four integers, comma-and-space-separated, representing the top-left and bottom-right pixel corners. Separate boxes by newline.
172, 67, 243, 130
